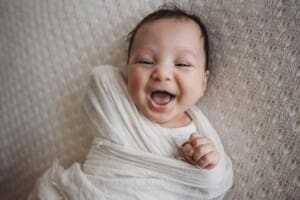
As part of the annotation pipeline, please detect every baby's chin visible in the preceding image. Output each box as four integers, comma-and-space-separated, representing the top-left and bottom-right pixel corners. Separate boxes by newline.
144, 111, 191, 128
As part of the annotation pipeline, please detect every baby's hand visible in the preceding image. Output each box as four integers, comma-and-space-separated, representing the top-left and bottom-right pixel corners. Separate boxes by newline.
181, 133, 220, 170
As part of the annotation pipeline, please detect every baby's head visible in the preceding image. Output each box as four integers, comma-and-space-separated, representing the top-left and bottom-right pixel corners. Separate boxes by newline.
126, 6, 210, 128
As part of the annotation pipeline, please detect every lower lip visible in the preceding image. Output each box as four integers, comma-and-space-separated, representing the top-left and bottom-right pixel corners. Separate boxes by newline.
147, 95, 174, 112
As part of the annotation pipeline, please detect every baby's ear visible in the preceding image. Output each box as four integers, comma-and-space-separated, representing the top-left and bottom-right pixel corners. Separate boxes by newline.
201, 70, 209, 96
205, 70, 209, 81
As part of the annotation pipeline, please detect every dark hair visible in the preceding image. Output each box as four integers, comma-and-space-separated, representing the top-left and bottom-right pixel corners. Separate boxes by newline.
126, 5, 210, 70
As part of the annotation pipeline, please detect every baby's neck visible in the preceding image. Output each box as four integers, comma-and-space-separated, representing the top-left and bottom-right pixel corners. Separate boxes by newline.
159, 112, 192, 128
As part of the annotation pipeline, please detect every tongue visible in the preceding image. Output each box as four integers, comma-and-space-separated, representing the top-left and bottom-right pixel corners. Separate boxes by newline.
151, 92, 172, 105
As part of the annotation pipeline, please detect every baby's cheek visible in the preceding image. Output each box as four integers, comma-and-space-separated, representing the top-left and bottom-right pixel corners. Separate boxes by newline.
181, 87, 203, 108
127, 69, 148, 103
128, 79, 138, 93
180, 76, 203, 99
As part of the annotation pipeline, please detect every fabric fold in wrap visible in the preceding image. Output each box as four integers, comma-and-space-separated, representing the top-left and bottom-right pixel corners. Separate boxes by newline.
28, 65, 233, 200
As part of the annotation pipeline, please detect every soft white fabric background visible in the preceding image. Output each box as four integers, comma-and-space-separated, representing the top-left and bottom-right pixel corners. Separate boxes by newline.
0, 0, 299, 199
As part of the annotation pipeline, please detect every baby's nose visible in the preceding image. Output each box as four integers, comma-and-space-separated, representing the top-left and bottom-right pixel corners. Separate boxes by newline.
151, 65, 173, 81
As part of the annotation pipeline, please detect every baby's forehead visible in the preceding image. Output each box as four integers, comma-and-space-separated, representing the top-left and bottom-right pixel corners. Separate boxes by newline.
132, 18, 205, 52
134, 19, 203, 43
141, 18, 203, 35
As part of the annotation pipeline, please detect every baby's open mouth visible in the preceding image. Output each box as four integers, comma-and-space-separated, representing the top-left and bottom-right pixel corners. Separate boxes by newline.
150, 91, 176, 105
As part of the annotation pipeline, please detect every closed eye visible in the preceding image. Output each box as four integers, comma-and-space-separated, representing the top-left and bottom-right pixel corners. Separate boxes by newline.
138, 60, 154, 65
175, 63, 190, 67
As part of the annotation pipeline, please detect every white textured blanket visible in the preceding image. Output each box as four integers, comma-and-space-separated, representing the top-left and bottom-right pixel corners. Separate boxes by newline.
28, 65, 233, 200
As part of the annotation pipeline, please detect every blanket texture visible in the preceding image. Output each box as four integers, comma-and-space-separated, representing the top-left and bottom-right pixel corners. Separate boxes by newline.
28, 65, 233, 199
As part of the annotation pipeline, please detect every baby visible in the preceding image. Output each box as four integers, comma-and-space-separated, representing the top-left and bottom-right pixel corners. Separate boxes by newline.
28, 6, 233, 200
126, 7, 220, 170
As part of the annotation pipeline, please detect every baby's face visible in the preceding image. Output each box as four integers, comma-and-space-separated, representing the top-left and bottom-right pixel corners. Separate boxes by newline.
127, 18, 209, 128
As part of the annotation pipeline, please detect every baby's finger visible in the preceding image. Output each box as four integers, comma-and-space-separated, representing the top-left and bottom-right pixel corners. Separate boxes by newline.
197, 151, 220, 169
191, 137, 211, 149
193, 143, 214, 162
182, 143, 194, 158
183, 154, 198, 166
204, 164, 215, 170
189, 133, 205, 142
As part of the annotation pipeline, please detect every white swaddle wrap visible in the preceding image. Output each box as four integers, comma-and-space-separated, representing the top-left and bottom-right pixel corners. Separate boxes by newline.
28, 65, 233, 200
